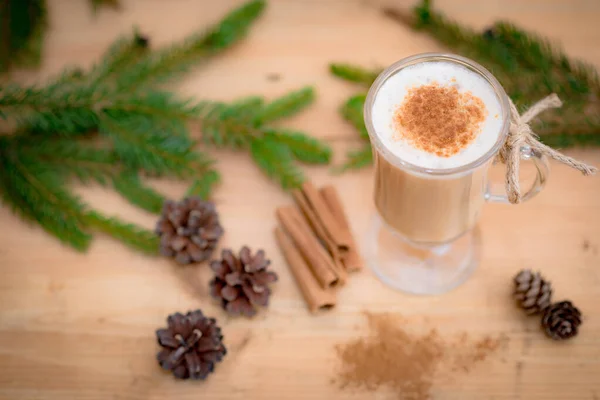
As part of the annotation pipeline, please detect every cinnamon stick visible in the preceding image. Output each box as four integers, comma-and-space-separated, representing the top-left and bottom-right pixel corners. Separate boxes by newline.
320, 185, 364, 271
276, 206, 339, 288
292, 189, 348, 285
301, 182, 353, 251
275, 228, 336, 313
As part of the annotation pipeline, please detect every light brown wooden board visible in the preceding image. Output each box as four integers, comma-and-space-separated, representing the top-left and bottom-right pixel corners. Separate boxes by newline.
1, 0, 599, 399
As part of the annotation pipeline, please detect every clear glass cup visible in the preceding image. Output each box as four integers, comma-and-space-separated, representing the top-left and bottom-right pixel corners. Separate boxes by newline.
363, 53, 549, 295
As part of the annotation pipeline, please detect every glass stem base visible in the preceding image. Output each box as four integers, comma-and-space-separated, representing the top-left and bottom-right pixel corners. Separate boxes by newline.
364, 213, 481, 295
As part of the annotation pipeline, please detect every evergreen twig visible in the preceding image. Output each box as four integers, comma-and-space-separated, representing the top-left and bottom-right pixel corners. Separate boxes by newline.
187, 170, 221, 199
263, 129, 331, 164
116, 0, 266, 90
338, 144, 373, 172
83, 211, 159, 254
329, 63, 380, 87
250, 137, 304, 189
491, 22, 600, 97
0, 138, 92, 250
112, 171, 167, 215
253, 86, 315, 125
341, 93, 369, 140
0, 0, 331, 255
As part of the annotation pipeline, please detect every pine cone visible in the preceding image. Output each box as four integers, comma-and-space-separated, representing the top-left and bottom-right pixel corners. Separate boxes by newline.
542, 301, 582, 341
156, 310, 227, 380
210, 247, 278, 317
156, 197, 223, 265
513, 269, 552, 315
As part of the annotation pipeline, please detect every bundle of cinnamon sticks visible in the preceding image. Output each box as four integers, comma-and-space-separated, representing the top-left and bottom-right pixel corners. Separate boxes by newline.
275, 182, 363, 313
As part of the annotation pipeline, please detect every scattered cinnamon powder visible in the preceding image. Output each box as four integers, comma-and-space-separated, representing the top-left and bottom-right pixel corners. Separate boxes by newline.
333, 313, 504, 400
394, 83, 487, 157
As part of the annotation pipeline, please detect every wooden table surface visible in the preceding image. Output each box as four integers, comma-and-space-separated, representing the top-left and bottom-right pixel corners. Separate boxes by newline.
1, 0, 600, 399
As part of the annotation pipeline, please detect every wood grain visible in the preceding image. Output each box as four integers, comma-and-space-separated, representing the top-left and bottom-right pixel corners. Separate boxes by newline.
1, 0, 599, 399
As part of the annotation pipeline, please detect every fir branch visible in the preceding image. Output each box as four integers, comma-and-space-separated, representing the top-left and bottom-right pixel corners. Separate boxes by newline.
18, 138, 117, 185
109, 91, 205, 123
253, 87, 315, 125
491, 22, 600, 97
112, 171, 166, 214
250, 137, 304, 189
199, 100, 260, 148
384, 2, 518, 84
99, 113, 197, 176
187, 169, 221, 199
116, 0, 266, 90
48, 67, 86, 86
338, 144, 373, 172
0, 0, 329, 255
341, 93, 369, 140
330, 63, 380, 87
0, 140, 92, 250
264, 129, 331, 164
82, 211, 159, 255
88, 29, 149, 85
0, 83, 101, 134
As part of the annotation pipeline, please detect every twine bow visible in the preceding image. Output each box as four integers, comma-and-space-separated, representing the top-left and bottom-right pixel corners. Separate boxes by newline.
499, 93, 597, 204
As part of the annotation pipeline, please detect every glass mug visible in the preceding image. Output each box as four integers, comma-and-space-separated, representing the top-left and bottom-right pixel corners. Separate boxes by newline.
363, 53, 549, 295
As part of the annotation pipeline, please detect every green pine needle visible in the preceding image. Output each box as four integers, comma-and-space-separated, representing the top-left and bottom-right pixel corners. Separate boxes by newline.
264, 129, 331, 164
89, 29, 149, 85
338, 144, 373, 172
253, 86, 315, 125
0, 140, 92, 250
17, 138, 117, 185
116, 0, 266, 90
330, 63, 380, 87
112, 171, 166, 214
341, 93, 369, 140
90, 0, 120, 12
491, 22, 600, 97
187, 169, 221, 199
399, 1, 519, 83
83, 211, 159, 255
250, 137, 304, 189
99, 113, 196, 176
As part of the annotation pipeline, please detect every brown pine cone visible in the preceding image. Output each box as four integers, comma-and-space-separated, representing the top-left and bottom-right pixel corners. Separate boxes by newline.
156, 197, 223, 265
156, 310, 227, 380
542, 301, 582, 341
209, 247, 278, 317
513, 269, 552, 315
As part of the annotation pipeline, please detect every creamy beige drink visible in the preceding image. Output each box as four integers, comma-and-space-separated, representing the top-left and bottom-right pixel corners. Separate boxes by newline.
368, 60, 505, 244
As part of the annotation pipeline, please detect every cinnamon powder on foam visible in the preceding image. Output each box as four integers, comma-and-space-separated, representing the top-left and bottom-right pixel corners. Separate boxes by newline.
393, 83, 487, 157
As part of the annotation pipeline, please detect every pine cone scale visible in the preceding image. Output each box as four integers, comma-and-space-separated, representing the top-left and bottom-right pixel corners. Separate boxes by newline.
157, 329, 179, 348
251, 271, 278, 286
225, 271, 243, 286
221, 285, 239, 301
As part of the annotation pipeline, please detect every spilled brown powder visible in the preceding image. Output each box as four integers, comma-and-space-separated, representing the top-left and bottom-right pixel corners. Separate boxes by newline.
333, 313, 503, 400
394, 83, 487, 157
